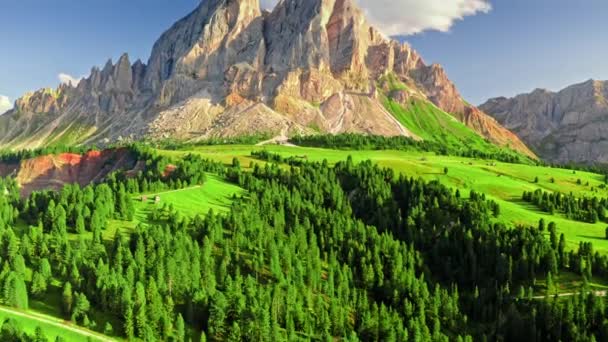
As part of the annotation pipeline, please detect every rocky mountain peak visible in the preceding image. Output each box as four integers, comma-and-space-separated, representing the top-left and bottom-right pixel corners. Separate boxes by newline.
102, 58, 115, 74
113, 54, 133, 93
143, 0, 264, 94
412, 63, 465, 115
481, 79, 608, 163
0, 0, 533, 158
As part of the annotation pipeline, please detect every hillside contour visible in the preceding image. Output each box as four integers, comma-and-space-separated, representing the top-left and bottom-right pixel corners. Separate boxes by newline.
0, 148, 138, 196
481, 79, 608, 163
0, 0, 533, 157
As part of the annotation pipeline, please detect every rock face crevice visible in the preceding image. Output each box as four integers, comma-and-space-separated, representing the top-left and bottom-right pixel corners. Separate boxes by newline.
481, 80, 608, 163
1, 0, 532, 157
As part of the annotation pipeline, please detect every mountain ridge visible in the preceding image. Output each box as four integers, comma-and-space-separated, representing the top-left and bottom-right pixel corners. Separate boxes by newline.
1, 0, 534, 157
481, 79, 608, 163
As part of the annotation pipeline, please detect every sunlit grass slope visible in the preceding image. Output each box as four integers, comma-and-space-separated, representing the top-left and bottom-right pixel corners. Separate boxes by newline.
157, 144, 608, 252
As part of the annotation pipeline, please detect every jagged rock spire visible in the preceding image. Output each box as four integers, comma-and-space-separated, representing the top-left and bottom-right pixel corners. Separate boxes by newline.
0, 0, 534, 159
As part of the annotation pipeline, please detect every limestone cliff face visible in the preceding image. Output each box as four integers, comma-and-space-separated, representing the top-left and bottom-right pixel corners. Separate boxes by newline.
481, 80, 608, 163
2, 0, 532, 157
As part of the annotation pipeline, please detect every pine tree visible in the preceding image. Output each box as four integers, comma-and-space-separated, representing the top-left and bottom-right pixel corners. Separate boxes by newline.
31, 271, 48, 298
124, 306, 135, 339
104, 322, 114, 336
209, 292, 227, 340
75, 213, 85, 234
0, 319, 24, 340
39, 259, 52, 280
72, 293, 90, 323
227, 322, 242, 342
34, 326, 47, 342
135, 305, 148, 340
3, 272, 28, 309
538, 219, 546, 232
176, 314, 185, 342
546, 272, 554, 295
62, 282, 73, 317
53, 205, 67, 235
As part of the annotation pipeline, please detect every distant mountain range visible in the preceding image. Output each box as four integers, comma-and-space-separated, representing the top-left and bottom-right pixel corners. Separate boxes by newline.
0, 0, 533, 158
481, 79, 608, 163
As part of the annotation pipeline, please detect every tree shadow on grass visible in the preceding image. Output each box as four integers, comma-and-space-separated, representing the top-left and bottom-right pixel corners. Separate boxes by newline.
508, 198, 550, 215
577, 235, 606, 242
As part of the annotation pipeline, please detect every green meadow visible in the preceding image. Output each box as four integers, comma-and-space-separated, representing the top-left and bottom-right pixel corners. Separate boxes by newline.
11, 143, 606, 339
133, 173, 244, 217
157, 144, 608, 253
6, 143, 607, 339
106, 174, 245, 237
0, 305, 112, 342
10, 173, 245, 340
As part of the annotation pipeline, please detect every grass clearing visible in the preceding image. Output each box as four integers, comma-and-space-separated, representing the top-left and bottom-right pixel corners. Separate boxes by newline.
158, 144, 608, 253
105, 174, 244, 238
134, 174, 245, 218
0, 305, 114, 342
535, 271, 608, 297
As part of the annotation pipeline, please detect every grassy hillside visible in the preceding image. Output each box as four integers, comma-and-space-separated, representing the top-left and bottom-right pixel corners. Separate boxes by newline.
106, 174, 244, 240
8, 170, 244, 341
0, 306, 111, 341
132, 174, 245, 218
157, 144, 608, 252
385, 98, 491, 150
3, 142, 608, 341
378, 73, 498, 154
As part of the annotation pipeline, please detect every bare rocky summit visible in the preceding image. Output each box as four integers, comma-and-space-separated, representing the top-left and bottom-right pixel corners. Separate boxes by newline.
1, 0, 532, 157
481, 80, 608, 163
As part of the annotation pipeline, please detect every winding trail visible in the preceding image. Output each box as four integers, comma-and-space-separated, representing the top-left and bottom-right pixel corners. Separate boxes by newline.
143, 185, 202, 197
256, 128, 297, 147
532, 290, 607, 300
0, 306, 115, 342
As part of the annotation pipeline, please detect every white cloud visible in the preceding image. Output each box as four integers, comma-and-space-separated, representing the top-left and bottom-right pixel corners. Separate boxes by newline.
0, 95, 12, 115
359, 0, 491, 36
58, 73, 83, 87
260, 0, 491, 36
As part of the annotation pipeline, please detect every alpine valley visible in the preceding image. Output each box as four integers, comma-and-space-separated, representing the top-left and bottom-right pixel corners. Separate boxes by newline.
2, 1, 608, 342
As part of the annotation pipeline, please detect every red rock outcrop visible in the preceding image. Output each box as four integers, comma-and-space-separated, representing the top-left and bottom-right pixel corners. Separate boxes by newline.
0, 148, 137, 197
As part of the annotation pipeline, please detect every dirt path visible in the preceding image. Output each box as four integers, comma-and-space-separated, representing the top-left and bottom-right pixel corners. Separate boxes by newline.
532, 290, 607, 299
256, 128, 297, 147
146, 185, 202, 197
0, 306, 114, 342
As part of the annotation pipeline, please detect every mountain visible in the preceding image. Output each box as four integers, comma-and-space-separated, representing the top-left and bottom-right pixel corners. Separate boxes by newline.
480, 79, 608, 163
0, 0, 533, 157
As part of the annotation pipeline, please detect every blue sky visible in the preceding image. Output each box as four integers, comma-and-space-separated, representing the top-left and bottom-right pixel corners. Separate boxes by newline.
405, 0, 608, 104
1, 0, 607, 111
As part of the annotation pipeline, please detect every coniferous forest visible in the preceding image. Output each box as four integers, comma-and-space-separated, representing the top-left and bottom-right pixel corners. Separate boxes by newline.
4, 0, 608, 340
0, 144, 606, 341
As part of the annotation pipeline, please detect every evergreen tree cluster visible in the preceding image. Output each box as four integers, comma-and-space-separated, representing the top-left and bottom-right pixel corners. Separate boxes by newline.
522, 189, 608, 223
0, 146, 608, 340
290, 134, 532, 164
0, 318, 57, 342
156, 134, 273, 150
